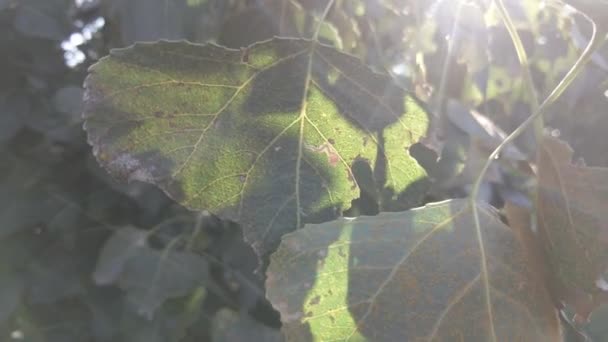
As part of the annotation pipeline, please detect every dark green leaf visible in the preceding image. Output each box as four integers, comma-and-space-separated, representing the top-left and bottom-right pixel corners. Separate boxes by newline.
26, 250, 86, 304
0, 273, 23, 324
13, 0, 67, 40
93, 226, 149, 285
0, 92, 26, 143
119, 247, 209, 318
101, 0, 218, 46
212, 308, 283, 342
219, 0, 342, 49
53, 86, 84, 117
0, 152, 63, 240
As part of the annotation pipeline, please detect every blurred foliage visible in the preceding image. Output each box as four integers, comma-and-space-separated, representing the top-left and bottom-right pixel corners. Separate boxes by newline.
0, 0, 607, 341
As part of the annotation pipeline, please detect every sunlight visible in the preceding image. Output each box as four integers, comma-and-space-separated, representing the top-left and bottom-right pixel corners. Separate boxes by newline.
301, 223, 364, 340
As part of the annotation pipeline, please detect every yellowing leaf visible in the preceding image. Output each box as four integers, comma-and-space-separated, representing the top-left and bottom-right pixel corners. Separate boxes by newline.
266, 199, 561, 341
83, 38, 429, 256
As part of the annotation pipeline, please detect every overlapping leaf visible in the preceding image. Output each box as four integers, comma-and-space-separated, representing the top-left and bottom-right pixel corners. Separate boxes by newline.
266, 199, 560, 341
119, 247, 209, 319
92, 227, 209, 318
92, 226, 148, 285
83, 38, 429, 256
212, 309, 283, 342
536, 136, 608, 317
219, 0, 342, 50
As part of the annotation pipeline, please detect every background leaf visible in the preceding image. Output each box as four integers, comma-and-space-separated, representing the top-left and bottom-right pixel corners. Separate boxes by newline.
4, 0, 608, 340
212, 308, 283, 342
0, 273, 23, 324
218, 0, 342, 49
536, 136, 608, 319
83, 38, 430, 256
100, 0, 219, 46
92, 226, 149, 285
266, 199, 561, 341
118, 247, 209, 318
13, 0, 68, 41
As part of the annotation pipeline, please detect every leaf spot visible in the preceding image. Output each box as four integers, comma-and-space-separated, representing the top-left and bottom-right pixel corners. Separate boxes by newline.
304, 142, 339, 167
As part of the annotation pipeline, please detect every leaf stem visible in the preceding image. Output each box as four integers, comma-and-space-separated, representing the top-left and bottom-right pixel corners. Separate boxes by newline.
493, 0, 542, 137
493, 0, 543, 234
435, 2, 465, 116
312, 0, 335, 41
470, 15, 603, 204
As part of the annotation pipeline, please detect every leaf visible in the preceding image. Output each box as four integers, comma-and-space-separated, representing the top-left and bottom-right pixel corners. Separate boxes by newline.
85, 290, 124, 342
0, 0, 10, 11
171, 287, 207, 341
118, 247, 209, 318
53, 86, 84, 117
536, 136, 608, 319
83, 38, 430, 256
0, 92, 26, 143
92, 226, 149, 285
212, 308, 283, 342
586, 303, 608, 340
13, 0, 67, 41
101, 0, 216, 45
0, 273, 23, 324
218, 0, 342, 50
26, 249, 86, 304
266, 199, 561, 341
445, 100, 526, 161
0, 151, 66, 240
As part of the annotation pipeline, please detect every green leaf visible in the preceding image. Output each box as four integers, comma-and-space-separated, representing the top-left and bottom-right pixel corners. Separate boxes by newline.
266, 199, 561, 341
118, 247, 209, 318
83, 38, 429, 256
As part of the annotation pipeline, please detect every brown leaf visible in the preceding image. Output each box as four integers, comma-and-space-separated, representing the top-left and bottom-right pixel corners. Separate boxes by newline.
536, 136, 608, 320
